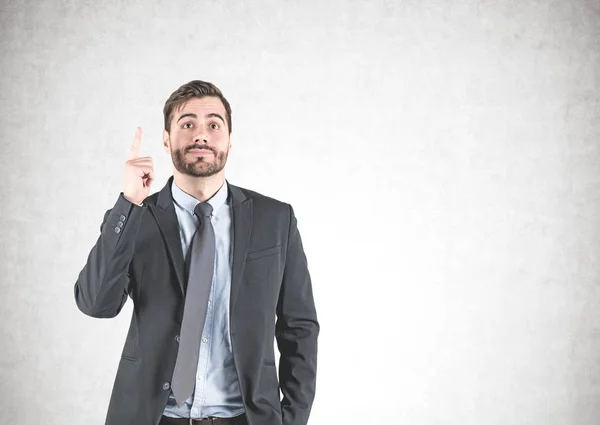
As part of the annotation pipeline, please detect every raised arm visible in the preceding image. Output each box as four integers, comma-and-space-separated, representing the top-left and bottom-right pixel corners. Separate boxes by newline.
74, 127, 154, 318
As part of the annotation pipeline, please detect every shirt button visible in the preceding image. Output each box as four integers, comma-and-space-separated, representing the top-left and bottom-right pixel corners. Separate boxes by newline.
114, 227, 121, 234
162, 382, 170, 391
198, 375, 204, 380
120, 215, 126, 221
202, 337, 208, 343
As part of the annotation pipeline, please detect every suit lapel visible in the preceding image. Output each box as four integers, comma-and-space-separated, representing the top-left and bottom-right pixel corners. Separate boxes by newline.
147, 177, 252, 302
149, 176, 186, 294
228, 182, 252, 312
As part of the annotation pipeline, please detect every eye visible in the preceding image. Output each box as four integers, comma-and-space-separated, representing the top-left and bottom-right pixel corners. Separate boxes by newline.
182, 122, 193, 129
209, 122, 220, 130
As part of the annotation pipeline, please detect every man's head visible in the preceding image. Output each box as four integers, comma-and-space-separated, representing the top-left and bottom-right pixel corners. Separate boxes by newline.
162, 80, 232, 178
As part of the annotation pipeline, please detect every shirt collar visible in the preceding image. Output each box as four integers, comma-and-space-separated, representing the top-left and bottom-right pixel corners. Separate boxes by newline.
171, 179, 229, 217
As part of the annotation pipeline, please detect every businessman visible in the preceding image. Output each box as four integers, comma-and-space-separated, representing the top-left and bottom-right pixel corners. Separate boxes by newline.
74, 80, 319, 425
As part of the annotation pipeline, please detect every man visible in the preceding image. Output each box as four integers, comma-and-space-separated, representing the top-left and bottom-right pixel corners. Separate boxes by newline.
74, 80, 319, 425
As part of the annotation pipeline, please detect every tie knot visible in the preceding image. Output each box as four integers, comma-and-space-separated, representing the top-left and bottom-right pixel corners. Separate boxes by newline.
194, 202, 213, 218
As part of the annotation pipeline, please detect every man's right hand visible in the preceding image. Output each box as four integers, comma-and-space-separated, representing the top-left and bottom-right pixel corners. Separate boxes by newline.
123, 127, 155, 205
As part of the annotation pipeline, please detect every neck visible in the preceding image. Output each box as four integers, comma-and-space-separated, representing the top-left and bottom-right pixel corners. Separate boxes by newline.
173, 170, 226, 202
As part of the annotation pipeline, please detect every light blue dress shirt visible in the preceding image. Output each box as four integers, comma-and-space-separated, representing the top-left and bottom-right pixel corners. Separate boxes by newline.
162, 180, 245, 419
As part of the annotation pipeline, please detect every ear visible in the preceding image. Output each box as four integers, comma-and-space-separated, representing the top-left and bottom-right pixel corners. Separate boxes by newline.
162, 130, 170, 153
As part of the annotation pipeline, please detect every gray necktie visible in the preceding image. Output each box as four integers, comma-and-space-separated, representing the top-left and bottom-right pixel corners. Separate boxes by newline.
171, 202, 215, 405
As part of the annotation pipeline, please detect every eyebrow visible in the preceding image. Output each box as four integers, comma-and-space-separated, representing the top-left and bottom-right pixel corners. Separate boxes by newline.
177, 113, 226, 125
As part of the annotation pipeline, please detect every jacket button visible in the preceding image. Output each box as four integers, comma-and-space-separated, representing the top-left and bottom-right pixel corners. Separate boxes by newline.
175, 335, 180, 343
120, 215, 126, 221
114, 227, 121, 234
162, 382, 170, 391
117, 221, 124, 228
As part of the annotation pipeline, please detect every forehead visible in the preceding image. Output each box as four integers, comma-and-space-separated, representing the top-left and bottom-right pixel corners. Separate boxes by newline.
175, 96, 226, 117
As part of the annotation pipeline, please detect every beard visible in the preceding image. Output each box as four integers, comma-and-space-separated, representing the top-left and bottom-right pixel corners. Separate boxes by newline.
171, 145, 229, 177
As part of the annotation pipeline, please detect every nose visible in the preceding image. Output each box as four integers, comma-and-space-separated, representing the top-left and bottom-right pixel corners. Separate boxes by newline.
193, 132, 208, 144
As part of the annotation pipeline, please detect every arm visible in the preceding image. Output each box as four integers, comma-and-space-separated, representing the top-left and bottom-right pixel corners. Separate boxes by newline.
73, 193, 146, 318
276, 204, 320, 425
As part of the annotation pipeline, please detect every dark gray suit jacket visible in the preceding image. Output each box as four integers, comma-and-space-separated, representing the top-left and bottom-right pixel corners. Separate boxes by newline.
74, 176, 319, 425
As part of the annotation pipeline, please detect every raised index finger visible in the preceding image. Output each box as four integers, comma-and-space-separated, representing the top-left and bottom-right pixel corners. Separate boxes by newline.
128, 127, 142, 160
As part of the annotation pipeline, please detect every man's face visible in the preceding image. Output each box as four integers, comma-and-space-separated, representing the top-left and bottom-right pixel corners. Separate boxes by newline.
163, 96, 230, 178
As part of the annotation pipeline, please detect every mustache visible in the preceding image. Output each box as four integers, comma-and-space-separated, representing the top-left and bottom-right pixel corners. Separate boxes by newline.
185, 145, 217, 153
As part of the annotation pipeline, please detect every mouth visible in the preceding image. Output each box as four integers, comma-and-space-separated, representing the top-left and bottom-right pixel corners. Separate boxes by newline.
187, 148, 215, 156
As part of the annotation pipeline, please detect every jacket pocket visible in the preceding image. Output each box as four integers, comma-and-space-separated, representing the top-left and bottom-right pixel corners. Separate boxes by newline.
246, 245, 281, 261
120, 355, 139, 362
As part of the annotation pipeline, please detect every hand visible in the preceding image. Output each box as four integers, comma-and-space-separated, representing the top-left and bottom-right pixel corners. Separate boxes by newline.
123, 127, 154, 205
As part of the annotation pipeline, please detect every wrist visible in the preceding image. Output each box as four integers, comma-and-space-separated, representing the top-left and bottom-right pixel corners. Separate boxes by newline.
123, 193, 143, 207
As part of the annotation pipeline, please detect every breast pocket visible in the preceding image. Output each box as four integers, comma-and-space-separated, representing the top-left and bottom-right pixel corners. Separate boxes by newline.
244, 245, 281, 282
246, 244, 282, 262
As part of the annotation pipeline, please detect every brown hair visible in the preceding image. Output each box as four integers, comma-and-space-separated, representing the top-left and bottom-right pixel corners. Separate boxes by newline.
163, 80, 232, 134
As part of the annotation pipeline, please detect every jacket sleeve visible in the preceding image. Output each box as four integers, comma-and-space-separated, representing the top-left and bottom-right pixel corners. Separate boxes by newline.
276, 204, 320, 425
74, 193, 146, 318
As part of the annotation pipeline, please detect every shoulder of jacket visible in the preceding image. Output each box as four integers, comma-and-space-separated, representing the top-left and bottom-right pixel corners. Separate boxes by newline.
230, 184, 291, 211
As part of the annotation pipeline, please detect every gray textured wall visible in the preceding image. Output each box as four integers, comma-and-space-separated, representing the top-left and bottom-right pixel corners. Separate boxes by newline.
1, 1, 599, 424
